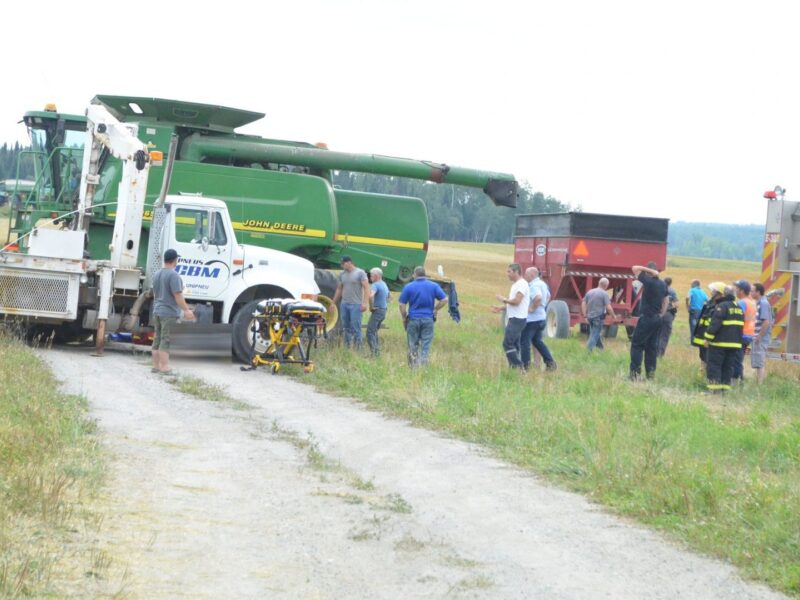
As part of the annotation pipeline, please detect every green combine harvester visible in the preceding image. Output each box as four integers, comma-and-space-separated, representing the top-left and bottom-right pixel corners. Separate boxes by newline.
5, 96, 518, 323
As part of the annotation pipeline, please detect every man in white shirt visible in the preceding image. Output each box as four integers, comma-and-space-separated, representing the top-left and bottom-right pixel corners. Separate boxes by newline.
521, 267, 558, 371
492, 263, 530, 369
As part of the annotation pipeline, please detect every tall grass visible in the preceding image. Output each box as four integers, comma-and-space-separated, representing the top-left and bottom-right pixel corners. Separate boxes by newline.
301, 245, 799, 596
0, 333, 103, 597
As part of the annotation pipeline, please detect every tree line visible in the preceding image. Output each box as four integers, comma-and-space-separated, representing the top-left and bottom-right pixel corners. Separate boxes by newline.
0, 143, 36, 181
667, 222, 764, 262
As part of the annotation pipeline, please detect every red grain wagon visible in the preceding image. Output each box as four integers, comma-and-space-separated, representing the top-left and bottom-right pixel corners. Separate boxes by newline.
513, 212, 669, 338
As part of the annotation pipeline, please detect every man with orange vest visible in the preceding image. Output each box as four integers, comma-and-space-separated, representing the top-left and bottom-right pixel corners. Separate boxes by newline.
731, 279, 756, 385
703, 283, 744, 393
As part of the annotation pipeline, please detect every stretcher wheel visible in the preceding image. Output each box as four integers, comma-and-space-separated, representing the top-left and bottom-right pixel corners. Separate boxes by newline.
303, 364, 315, 374
271, 363, 280, 375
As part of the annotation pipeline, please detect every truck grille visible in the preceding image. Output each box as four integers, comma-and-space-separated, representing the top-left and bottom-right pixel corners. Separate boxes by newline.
0, 267, 79, 318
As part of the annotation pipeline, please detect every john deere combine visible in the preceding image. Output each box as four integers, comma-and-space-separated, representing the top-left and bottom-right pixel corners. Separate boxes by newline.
5, 95, 518, 317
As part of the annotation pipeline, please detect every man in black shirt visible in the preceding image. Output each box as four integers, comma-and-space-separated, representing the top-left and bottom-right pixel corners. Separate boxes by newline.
629, 261, 668, 380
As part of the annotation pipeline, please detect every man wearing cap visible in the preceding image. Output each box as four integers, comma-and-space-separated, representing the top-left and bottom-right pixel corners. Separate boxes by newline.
332, 255, 370, 350
629, 262, 669, 380
151, 249, 195, 375
732, 279, 756, 384
399, 266, 448, 367
703, 284, 744, 393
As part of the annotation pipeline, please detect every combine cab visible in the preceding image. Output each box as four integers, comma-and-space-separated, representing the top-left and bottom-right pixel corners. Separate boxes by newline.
514, 212, 669, 338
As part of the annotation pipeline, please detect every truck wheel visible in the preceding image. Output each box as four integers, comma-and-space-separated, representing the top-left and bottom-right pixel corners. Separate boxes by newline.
232, 299, 273, 363
545, 300, 571, 339
603, 324, 619, 339
314, 269, 340, 335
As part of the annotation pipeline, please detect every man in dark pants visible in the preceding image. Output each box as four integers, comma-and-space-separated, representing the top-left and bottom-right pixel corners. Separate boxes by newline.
703, 285, 744, 393
629, 262, 668, 380
492, 263, 530, 369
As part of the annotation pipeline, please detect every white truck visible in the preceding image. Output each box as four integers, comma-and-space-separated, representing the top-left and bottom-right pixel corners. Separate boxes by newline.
0, 103, 320, 362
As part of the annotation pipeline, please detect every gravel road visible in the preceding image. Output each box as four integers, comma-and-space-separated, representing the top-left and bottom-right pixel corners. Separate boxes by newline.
42, 347, 785, 599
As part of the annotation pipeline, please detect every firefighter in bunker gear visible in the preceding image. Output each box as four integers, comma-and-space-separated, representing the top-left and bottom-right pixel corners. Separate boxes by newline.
703, 285, 744, 392
691, 282, 724, 366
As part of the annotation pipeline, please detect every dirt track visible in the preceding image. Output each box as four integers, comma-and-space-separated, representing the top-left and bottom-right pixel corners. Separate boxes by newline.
43, 347, 785, 599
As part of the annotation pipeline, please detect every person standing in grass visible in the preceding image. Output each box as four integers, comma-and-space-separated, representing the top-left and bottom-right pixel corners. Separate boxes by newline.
692, 282, 723, 367
629, 262, 668, 380
703, 284, 744, 393
731, 279, 755, 385
491, 263, 530, 369
520, 266, 557, 371
332, 255, 370, 350
366, 267, 390, 357
582, 277, 616, 353
657, 277, 678, 357
750, 283, 773, 385
686, 279, 708, 343
151, 248, 195, 375
399, 266, 448, 367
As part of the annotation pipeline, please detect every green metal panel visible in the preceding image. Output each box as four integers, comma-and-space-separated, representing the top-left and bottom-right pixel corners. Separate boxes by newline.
331, 190, 427, 284
93, 95, 263, 133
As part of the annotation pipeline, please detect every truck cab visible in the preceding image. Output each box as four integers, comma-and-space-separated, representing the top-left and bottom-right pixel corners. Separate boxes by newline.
156, 195, 320, 323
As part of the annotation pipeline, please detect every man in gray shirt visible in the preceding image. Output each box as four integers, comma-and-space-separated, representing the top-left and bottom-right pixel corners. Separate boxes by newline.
151, 248, 194, 374
581, 277, 616, 352
332, 255, 370, 349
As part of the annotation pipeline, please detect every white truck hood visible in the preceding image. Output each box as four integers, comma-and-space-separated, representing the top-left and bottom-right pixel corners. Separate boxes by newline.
240, 244, 320, 295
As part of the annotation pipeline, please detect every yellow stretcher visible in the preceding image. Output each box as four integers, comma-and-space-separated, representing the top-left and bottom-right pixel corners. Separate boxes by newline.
243, 298, 327, 374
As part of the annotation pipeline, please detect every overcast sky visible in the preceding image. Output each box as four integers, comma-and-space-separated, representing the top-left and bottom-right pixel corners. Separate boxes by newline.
2, 0, 797, 225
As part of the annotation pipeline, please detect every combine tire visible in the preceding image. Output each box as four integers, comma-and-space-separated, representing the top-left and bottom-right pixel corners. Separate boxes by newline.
232, 299, 272, 364
314, 269, 340, 336
545, 300, 571, 339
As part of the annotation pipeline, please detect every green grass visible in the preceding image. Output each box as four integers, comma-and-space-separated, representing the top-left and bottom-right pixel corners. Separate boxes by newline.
667, 255, 761, 272
304, 300, 800, 595
0, 333, 104, 597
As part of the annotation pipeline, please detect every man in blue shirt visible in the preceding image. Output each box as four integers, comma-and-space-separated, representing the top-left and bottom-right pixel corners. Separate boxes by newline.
367, 267, 390, 357
398, 266, 448, 367
686, 279, 708, 343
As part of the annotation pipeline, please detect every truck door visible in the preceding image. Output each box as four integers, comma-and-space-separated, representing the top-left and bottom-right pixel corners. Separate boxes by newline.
169, 207, 233, 300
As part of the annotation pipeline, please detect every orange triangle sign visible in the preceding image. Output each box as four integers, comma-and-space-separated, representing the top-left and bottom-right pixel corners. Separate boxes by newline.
574, 240, 589, 257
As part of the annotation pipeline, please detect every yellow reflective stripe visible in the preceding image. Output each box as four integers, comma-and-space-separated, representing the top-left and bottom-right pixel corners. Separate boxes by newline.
704, 333, 715, 339
722, 320, 744, 326
333, 233, 425, 250
233, 222, 327, 238
709, 342, 742, 348
692, 337, 706, 344
706, 383, 731, 390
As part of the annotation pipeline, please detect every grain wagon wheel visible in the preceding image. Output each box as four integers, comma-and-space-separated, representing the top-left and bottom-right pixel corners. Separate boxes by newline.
545, 300, 570, 339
